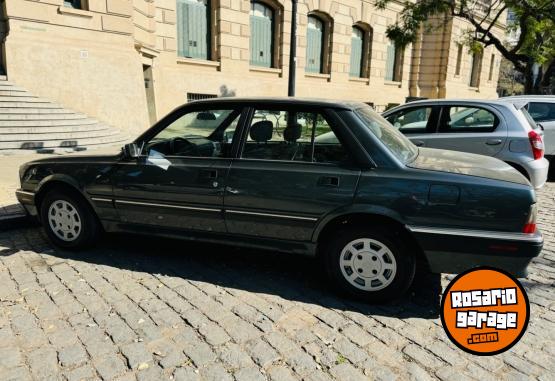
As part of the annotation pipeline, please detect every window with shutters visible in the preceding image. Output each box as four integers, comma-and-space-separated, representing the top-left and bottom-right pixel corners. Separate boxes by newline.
469, 50, 483, 87
455, 44, 463, 76
250, 2, 275, 68
176, 0, 211, 60
385, 41, 403, 82
488, 53, 495, 81
350, 27, 364, 77
306, 16, 325, 73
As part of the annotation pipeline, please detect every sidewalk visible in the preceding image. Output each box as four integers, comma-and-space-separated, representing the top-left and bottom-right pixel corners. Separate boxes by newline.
0, 152, 55, 226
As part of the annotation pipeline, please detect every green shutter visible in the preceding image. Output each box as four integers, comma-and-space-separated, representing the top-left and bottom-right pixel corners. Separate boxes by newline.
250, 14, 273, 67
306, 27, 323, 73
385, 44, 395, 81
350, 34, 363, 77
177, 0, 210, 60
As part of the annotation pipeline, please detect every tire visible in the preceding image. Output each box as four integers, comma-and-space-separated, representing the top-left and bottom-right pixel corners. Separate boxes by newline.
39, 188, 100, 250
323, 226, 416, 303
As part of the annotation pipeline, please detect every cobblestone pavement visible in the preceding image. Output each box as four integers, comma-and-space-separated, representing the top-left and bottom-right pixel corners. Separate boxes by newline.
0, 184, 554, 381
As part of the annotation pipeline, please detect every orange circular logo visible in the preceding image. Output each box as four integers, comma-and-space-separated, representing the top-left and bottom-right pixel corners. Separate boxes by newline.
440, 267, 529, 355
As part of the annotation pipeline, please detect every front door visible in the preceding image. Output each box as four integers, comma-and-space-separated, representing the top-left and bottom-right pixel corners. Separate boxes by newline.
384, 105, 439, 148
112, 106, 243, 232
224, 106, 360, 242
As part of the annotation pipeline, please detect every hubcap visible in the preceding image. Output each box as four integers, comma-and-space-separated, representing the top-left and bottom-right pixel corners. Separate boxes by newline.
339, 238, 397, 291
48, 200, 82, 242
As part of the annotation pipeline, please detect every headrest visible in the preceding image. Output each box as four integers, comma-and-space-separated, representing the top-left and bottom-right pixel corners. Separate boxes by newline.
250, 120, 273, 142
284, 123, 302, 142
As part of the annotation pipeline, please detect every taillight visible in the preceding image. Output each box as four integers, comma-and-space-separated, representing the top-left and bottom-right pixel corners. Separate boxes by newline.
528, 130, 544, 160
523, 203, 537, 234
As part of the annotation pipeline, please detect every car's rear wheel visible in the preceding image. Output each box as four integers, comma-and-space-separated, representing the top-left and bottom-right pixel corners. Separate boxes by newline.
323, 226, 415, 302
40, 188, 100, 249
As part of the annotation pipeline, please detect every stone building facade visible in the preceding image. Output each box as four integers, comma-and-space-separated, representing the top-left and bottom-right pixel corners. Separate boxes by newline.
0, 0, 505, 135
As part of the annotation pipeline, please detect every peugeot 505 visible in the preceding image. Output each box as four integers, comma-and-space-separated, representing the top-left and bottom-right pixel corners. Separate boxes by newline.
16, 98, 543, 301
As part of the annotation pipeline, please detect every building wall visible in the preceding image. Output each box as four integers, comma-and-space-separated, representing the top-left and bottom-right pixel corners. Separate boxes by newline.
2, 0, 505, 134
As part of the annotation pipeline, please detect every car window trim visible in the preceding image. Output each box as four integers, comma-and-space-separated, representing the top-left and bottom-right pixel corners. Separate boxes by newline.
235, 105, 360, 167
437, 104, 500, 133
133, 106, 249, 160
387, 105, 437, 135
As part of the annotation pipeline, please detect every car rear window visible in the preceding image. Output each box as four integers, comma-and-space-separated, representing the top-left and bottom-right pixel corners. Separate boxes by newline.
354, 105, 418, 163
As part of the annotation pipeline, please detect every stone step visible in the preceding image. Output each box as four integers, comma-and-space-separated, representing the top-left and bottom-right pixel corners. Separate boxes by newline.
0, 108, 71, 114
0, 131, 128, 150
0, 75, 7, 81
0, 123, 112, 135
0, 117, 98, 127
0, 126, 117, 142
0, 96, 52, 102
0, 112, 88, 121
0, 102, 63, 109
0, 88, 28, 95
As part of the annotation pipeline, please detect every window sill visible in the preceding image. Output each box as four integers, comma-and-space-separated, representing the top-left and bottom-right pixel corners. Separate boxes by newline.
176, 57, 220, 68
468, 86, 479, 91
349, 77, 369, 84
384, 80, 402, 87
58, 6, 93, 18
249, 66, 282, 74
305, 72, 331, 80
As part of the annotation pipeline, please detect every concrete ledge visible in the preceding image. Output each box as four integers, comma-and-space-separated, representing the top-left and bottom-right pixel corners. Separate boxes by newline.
0, 211, 36, 231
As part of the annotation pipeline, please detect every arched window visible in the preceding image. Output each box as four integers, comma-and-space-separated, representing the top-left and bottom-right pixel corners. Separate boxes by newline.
306, 15, 325, 73
385, 40, 403, 82
350, 26, 365, 77
250, 1, 274, 68
176, 0, 210, 60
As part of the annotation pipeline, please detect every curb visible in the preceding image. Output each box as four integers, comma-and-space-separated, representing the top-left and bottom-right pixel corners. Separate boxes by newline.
0, 213, 37, 231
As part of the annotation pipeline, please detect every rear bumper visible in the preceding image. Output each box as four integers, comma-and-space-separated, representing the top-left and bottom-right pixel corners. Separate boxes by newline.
522, 157, 549, 189
15, 189, 37, 216
408, 226, 543, 278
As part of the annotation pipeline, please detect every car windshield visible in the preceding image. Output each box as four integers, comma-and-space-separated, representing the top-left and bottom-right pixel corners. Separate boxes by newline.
354, 105, 418, 163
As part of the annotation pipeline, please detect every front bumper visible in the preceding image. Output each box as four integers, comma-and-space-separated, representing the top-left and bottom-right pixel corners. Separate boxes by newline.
409, 226, 543, 277
15, 189, 37, 216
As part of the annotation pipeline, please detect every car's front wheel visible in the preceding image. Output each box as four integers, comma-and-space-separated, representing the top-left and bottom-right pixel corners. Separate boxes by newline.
40, 188, 100, 249
323, 226, 415, 302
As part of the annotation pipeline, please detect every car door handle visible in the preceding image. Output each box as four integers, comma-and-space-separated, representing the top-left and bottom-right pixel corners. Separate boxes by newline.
200, 169, 218, 179
318, 176, 339, 187
413, 140, 425, 147
486, 139, 503, 146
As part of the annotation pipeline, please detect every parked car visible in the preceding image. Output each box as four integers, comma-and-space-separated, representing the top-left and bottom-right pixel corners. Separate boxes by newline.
382, 99, 549, 188
501, 95, 555, 164
16, 98, 543, 302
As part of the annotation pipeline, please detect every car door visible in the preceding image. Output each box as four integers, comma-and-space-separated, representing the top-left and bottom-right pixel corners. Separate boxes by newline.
223, 106, 361, 242
527, 102, 555, 156
111, 106, 244, 232
427, 104, 507, 156
384, 105, 439, 147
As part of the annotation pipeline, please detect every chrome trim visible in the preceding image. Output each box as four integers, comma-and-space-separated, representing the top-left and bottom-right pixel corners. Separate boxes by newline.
115, 199, 221, 213
407, 226, 543, 243
226, 209, 318, 222
91, 197, 113, 203
15, 190, 35, 197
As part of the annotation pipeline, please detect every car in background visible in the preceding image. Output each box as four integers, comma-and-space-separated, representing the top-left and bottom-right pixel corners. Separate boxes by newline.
16, 98, 543, 302
382, 99, 549, 189
501, 96, 555, 164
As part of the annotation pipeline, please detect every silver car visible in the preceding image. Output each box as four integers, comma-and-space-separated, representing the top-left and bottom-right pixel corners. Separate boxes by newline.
501, 95, 555, 163
382, 99, 549, 189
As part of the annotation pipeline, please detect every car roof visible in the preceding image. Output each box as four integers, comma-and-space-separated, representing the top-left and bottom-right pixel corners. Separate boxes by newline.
501, 95, 555, 102
382, 98, 516, 114
186, 96, 367, 110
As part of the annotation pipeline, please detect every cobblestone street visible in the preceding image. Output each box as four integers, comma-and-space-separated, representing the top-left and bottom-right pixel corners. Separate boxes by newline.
0, 184, 553, 381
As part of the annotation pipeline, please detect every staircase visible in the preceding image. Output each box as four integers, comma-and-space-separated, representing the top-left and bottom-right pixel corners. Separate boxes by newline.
0, 75, 129, 153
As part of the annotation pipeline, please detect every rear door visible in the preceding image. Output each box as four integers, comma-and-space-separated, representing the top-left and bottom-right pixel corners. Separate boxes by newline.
384, 105, 439, 147
223, 105, 361, 242
527, 102, 555, 156
429, 104, 507, 156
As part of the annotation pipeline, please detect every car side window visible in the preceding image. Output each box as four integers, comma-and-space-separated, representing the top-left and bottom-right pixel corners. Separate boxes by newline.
144, 109, 240, 158
527, 102, 555, 122
385, 107, 432, 133
242, 109, 350, 164
440, 106, 499, 133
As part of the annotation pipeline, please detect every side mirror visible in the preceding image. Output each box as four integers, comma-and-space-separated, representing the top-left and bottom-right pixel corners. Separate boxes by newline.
122, 143, 141, 159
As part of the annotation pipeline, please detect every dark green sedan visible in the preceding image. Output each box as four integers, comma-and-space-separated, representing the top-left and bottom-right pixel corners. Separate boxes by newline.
16, 98, 543, 301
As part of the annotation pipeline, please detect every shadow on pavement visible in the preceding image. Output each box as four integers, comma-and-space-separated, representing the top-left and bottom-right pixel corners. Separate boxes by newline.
3, 229, 443, 320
